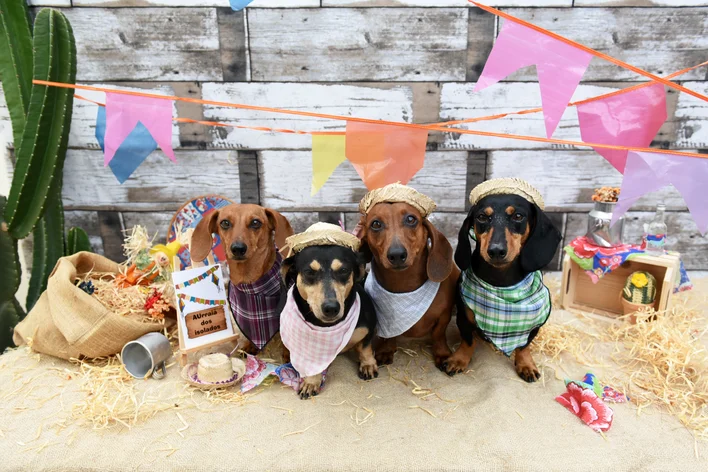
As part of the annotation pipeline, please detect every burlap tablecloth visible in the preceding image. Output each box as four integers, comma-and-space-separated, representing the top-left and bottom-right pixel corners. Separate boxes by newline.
1, 278, 706, 471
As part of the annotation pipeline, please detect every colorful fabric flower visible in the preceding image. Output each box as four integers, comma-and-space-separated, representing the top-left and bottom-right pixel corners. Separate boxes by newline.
556, 382, 613, 432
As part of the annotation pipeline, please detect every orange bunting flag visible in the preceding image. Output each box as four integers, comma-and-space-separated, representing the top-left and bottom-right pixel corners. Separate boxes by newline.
311, 134, 347, 196
345, 121, 428, 190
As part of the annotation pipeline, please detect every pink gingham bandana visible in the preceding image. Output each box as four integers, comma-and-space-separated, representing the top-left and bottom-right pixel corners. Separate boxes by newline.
280, 286, 360, 378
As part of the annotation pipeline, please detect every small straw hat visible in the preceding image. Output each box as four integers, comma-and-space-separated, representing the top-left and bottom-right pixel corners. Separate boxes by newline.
468, 178, 545, 210
181, 353, 246, 389
285, 222, 361, 256
358, 183, 437, 218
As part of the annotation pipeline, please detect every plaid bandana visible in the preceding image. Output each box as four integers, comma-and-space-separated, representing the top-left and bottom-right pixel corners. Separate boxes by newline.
459, 268, 551, 356
229, 251, 284, 350
280, 286, 361, 378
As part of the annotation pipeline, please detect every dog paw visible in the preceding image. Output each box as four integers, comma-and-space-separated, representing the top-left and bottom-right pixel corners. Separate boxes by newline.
358, 363, 379, 381
375, 350, 395, 366
440, 356, 469, 377
514, 358, 540, 383
243, 341, 259, 356
298, 381, 320, 399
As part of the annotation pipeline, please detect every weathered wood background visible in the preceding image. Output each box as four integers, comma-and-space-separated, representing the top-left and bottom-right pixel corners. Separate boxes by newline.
2, 0, 707, 271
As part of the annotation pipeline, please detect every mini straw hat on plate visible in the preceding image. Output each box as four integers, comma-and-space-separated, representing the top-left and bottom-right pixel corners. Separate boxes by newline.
468, 178, 545, 210
285, 222, 361, 256
359, 183, 437, 218
181, 353, 247, 389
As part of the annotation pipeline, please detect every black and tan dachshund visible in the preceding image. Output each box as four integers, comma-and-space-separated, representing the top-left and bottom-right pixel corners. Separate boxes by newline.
281, 245, 378, 398
442, 193, 562, 381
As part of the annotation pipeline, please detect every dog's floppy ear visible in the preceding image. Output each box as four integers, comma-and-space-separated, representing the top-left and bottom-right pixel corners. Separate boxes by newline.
265, 208, 294, 250
280, 255, 298, 287
520, 205, 562, 273
356, 216, 373, 264
354, 251, 368, 282
423, 219, 453, 283
454, 207, 475, 272
191, 210, 219, 262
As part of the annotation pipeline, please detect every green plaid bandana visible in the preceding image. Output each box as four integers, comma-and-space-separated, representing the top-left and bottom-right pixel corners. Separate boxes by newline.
460, 268, 551, 356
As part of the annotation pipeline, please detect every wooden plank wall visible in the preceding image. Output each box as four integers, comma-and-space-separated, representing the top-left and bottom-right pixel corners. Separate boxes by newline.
3, 0, 708, 269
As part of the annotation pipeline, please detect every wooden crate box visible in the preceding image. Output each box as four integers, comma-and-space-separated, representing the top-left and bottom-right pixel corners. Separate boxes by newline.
560, 253, 680, 318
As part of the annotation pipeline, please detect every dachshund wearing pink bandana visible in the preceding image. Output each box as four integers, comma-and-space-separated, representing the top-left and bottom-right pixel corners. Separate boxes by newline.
280, 243, 378, 399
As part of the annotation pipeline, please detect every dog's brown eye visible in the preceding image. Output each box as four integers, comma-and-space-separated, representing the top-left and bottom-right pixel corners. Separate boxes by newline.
512, 213, 524, 222
219, 220, 231, 230
370, 220, 383, 231
476, 214, 490, 224
250, 219, 262, 229
303, 268, 316, 277
404, 215, 418, 226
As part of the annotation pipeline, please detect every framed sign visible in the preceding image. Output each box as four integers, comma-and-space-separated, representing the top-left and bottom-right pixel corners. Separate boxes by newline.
172, 263, 236, 352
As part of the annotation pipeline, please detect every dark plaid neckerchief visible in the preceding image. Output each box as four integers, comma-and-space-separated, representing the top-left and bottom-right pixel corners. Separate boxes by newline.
229, 250, 284, 350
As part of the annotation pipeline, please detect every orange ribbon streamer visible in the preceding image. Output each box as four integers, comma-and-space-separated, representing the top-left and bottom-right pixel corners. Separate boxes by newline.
469, 1, 708, 104
59, 82, 705, 161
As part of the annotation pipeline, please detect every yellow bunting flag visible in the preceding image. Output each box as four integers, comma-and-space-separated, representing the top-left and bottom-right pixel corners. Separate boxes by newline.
311, 134, 347, 196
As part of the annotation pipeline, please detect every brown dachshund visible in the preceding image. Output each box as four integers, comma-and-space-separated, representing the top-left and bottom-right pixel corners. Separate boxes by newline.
359, 199, 460, 369
191, 203, 294, 354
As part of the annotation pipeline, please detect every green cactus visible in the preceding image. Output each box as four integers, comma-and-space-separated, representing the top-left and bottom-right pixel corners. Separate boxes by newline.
67, 226, 92, 255
4, 8, 77, 239
1, 196, 24, 353
26, 179, 65, 311
0, 0, 33, 147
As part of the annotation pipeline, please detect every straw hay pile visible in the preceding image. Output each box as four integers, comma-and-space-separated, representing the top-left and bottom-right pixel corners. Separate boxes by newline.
534, 276, 708, 441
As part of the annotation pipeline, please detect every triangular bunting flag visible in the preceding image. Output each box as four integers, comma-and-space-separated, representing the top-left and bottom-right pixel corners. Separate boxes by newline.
345, 121, 428, 190
311, 134, 347, 196
95, 107, 158, 184
578, 83, 667, 173
612, 152, 708, 234
104, 92, 175, 166
474, 19, 592, 138
230, 0, 255, 11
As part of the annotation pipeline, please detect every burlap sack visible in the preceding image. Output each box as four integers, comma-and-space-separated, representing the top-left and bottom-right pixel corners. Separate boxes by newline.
13, 252, 164, 360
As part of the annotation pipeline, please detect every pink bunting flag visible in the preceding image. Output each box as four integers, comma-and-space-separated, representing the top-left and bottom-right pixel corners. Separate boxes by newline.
475, 19, 592, 138
345, 121, 428, 190
612, 151, 708, 234
578, 83, 667, 173
104, 92, 175, 166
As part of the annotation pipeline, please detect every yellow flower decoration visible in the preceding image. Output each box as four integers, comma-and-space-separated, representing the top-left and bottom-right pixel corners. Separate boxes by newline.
631, 272, 649, 288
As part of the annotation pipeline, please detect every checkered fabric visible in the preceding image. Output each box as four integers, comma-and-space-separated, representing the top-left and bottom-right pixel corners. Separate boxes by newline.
364, 268, 440, 339
459, 268, 551, 356
228, 251, 284, 350
280, 286, 360, 378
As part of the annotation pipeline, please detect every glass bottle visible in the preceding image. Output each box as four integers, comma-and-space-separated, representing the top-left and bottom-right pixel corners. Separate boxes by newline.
644, 204, 667, 256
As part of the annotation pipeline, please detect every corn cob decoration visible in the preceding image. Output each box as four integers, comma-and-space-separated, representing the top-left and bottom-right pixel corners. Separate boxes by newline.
622, 272, 657, 305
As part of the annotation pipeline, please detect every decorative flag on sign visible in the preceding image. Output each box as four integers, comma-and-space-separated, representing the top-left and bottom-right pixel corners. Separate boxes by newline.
104, 92, 175, 166
95, 107, 158, 184
311, 134, 347, 196
474, 19, 593, 138
578, 83, 667, 173
612, 151, 708, 235
230, 0, 255, 11
345, 122, 428, 190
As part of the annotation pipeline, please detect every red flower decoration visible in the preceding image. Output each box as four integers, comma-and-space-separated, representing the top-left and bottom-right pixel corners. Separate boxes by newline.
556, 382, 613, 432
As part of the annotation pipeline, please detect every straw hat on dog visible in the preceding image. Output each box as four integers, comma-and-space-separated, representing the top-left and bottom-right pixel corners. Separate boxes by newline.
285, 222, 361, 256
358, 183, 437, 218
468, 178, 545, 210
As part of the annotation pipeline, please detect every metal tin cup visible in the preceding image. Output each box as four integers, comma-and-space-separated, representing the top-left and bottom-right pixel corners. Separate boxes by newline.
586, 201, 624, 248
121, 332, 172, 379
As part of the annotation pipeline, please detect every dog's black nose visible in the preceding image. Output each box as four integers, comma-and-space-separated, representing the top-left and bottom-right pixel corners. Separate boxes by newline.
321, 300, 340, 318
387, 246, 408, 266
230, 242, 248, 258
487, 244, 507, 260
